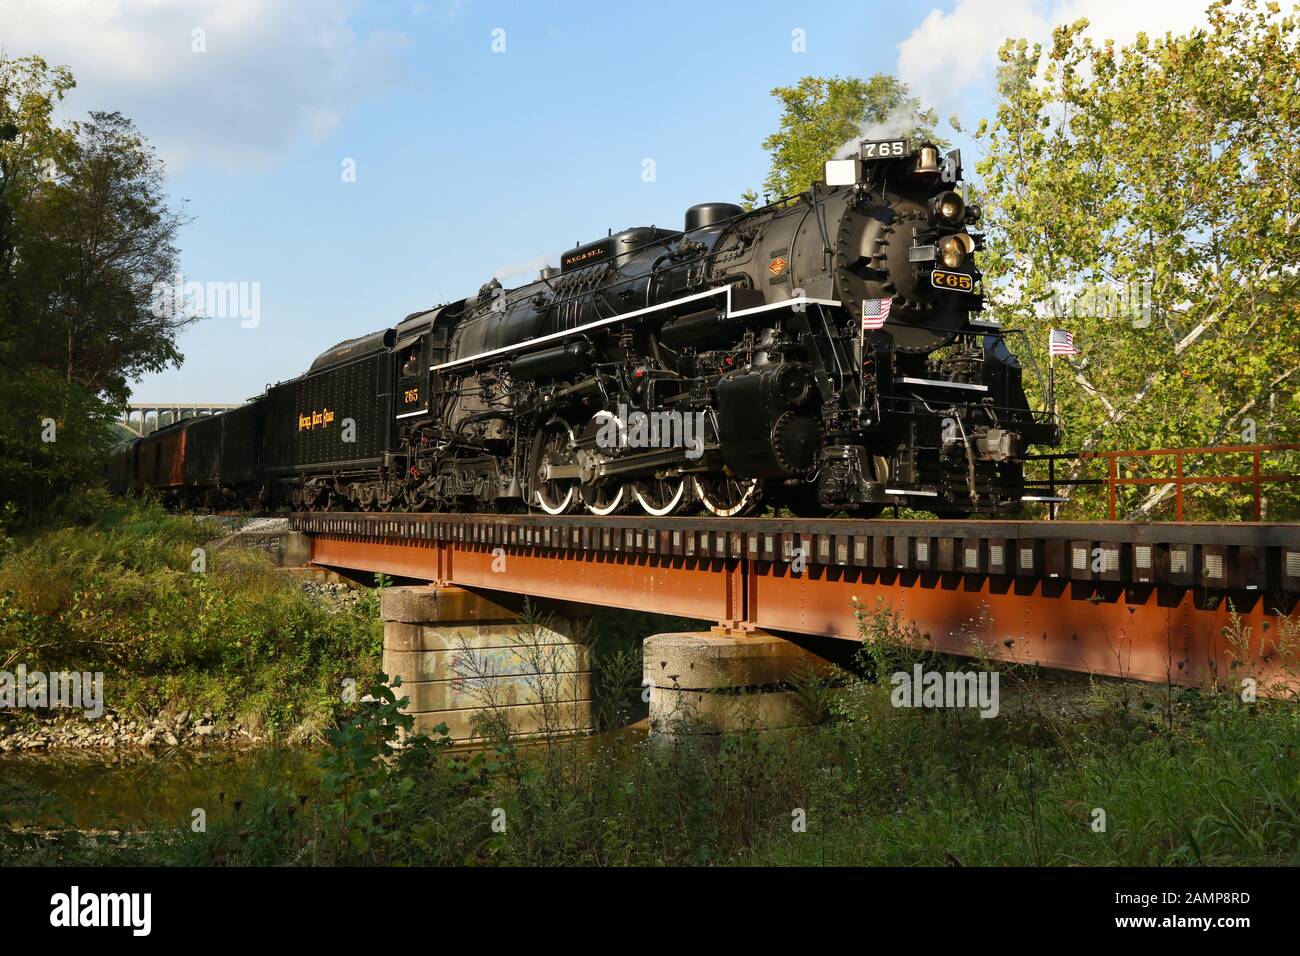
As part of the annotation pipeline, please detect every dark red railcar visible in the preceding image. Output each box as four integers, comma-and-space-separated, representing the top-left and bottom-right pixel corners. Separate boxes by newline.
133, 421, 188, 492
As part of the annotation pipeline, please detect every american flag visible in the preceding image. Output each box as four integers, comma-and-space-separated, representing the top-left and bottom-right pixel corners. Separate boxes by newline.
1049, 328, 1079, 356
862, 297, 892, 330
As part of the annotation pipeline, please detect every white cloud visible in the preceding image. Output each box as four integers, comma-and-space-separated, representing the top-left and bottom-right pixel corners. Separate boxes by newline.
0, 0, 412, 171
898, 0, 1213, 108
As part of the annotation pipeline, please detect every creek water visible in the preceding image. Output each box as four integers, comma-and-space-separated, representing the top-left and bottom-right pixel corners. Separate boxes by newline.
1, 723, 651, 832
1, 746, 322, 830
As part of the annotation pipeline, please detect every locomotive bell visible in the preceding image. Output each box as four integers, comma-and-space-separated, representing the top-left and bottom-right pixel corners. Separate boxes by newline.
914, 145, 941, 175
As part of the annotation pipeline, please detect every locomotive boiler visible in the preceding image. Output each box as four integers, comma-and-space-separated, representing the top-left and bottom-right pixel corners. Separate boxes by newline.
112, 139, 1058, 518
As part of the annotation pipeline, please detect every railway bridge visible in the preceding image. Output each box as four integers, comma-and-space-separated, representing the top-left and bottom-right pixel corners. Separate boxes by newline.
291, 511, 1300, 738
118, 402, 243, 437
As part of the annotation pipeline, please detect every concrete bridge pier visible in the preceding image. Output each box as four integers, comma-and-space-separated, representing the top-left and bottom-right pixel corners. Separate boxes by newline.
379, 586, 594, 745
643, 631, 835, 735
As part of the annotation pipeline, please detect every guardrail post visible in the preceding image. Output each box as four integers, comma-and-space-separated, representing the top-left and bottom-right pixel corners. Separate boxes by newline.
1253, 450, 1263, 520
1175, 453, 1184, 521
1107, 455, 1117, 521
1048, 457, 1057, 520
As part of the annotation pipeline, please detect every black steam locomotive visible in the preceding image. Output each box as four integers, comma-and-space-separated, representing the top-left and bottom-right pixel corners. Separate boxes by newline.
111, 140, 1057, 518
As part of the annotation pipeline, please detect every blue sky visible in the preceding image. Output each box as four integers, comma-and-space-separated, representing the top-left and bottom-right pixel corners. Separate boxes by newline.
0, 0, 1208, 402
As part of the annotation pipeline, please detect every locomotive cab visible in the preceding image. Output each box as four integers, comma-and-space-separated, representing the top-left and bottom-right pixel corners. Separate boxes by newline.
393, 310, 446, 422
395, 339, 427, 419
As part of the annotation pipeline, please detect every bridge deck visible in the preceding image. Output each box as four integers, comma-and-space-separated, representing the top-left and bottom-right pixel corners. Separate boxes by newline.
291, 513, 1300, 690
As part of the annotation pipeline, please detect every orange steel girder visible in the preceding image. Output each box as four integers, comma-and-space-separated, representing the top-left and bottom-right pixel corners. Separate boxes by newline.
310, 535, 1295, 689
310, 535, 746, 622
748, 565, 1271, 687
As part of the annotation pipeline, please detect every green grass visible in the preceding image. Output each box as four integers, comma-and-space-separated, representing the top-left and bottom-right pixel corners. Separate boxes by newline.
0, 491, 382, 738
752, 686, 1300, 866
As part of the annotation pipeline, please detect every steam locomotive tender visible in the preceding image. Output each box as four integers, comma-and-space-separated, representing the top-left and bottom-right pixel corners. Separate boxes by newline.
112, 140, 1057, 517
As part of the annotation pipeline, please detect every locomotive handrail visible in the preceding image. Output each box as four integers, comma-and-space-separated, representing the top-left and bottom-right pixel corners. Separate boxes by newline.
430, 287, 844, 373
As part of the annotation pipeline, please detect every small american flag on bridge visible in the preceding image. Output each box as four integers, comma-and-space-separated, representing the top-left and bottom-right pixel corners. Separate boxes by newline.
1049, 328, 1079, 356
862, 297, 892, 330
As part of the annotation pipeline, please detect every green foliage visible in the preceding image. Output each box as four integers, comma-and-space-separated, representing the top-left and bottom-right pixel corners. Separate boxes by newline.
0, 367, 118, 518
9, 602, 1298, 866
754, 74, 944, 199
0, 55, 76, 294
850, 595, 936, 684
587, 606, 702, 730
976, 0, 1300, 518
0, 497, 382, 735
115, 604, 1295, 866
783, 655, 846, 726
314, 678, 447, 860
161, 674, 1300, 866
0, 55, 190, 515
592, 643, 643, 731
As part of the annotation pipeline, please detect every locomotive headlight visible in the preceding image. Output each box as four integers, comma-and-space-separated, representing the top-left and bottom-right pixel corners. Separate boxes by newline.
937, 233, 975, 269
931, 190, 965, 225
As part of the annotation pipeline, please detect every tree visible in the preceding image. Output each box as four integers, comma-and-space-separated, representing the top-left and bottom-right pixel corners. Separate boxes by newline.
751, 74, 943, 202
10, 111, 190, 403
0, 366, 117, 517
0, 56, 76, 334
0, 56, 190, 515
976, 0, 1300, 519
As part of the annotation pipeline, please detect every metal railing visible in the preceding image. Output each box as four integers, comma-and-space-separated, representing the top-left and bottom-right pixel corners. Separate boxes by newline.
1024, 443, 1300, 520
